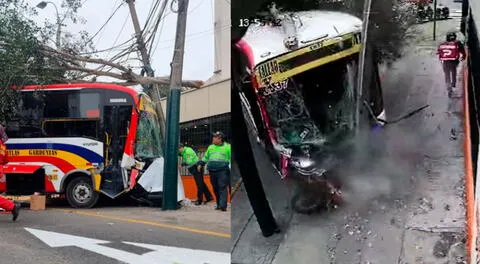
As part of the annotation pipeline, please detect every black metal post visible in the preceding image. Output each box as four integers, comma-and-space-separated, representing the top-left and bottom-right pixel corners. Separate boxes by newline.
231, 86, 280, 237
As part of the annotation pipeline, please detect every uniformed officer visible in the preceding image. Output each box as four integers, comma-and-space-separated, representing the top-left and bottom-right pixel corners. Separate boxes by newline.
178, 143, 213, 206
198, 131, 231, 211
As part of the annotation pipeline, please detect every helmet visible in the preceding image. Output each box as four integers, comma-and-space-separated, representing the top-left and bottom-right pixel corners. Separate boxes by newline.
446, 32, 457, 41
212, 131, 225, 139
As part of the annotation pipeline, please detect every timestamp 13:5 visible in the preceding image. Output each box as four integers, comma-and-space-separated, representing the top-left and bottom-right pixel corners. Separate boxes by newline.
238, 18, 282, 27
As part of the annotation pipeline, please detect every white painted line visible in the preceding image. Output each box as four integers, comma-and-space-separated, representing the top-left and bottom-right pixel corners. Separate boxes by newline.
124, 242, 231, 264
25, 228, 230, 264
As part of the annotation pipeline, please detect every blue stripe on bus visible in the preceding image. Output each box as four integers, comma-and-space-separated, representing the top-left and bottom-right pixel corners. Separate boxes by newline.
6, 143, 103, 163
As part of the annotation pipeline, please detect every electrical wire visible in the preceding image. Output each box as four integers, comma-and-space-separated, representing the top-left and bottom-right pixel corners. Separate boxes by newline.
153, 24, 231, 45
94, 0, 122, 47
106, 13, 131, 58
152, 26, 230, 52
76, 37, 135, 55
145, 0, 169, 52
86, 2, 124, 44
151, 15, 167, 57
142, 0, 161, 34
188, 0, 206, 14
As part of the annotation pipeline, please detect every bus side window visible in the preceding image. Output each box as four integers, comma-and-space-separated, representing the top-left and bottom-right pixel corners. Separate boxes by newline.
43, 119, 100, 139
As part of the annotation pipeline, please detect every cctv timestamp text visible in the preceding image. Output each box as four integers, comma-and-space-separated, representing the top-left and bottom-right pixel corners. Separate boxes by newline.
238, 17, 282, 27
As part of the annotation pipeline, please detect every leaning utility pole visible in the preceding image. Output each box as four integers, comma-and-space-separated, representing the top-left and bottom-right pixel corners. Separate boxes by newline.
433, 0, 437, 40
162, 0, 189, 210
126, 0, 166, 146
355, 0, 373, 137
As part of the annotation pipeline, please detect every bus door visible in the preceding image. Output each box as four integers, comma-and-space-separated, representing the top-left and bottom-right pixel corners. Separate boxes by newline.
101, 105, 131, 198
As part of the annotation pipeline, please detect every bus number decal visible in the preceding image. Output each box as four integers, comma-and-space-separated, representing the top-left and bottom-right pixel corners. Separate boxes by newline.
260, 79, 289, 96
309, 42, 323, 51
48, 174, 58, 181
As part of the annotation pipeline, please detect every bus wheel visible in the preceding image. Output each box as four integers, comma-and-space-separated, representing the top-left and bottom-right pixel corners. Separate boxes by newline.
66, 177, 99, 208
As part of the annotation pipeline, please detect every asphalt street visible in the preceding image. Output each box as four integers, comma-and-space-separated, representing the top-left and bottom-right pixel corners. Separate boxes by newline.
231, 2, 467, 264
0, 203, 230, 264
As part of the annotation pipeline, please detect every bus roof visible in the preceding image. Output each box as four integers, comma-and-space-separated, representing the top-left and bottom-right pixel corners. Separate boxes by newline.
240, 10, 362, 67
19, 83, 142, 104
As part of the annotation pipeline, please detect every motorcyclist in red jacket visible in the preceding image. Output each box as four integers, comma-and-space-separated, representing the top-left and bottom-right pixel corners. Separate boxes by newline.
0, 124, 20, 221
437, 32, 466, 97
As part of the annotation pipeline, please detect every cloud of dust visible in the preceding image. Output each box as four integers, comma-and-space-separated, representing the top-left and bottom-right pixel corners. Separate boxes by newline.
332, 120, 426, 209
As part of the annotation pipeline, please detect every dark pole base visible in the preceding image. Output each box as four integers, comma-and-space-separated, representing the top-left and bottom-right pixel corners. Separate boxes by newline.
231, 86, 280, 237
162, 89, 181, 210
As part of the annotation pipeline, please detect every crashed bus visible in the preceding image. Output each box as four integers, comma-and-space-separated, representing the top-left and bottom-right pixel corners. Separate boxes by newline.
1, 83, 184, 208
234, 10, 385, 213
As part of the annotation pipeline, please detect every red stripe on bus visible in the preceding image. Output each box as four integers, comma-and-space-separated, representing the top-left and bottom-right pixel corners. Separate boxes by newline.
7, 156, 76, 173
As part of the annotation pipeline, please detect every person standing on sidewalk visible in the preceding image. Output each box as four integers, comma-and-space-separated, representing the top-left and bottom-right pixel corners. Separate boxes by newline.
178, 143, 213, 206
0, 124, 20, 221
198, 131, 231, 212
437, 31, 466, 97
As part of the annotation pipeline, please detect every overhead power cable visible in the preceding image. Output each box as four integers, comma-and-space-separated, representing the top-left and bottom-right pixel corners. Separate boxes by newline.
86, 2, 124, 44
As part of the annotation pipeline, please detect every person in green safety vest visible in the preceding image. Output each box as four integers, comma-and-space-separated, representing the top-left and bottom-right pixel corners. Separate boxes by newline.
179, 143, 213, 206
198, 131, 231, 212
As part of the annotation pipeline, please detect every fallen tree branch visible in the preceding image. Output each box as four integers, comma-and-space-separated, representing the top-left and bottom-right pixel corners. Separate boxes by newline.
0, 41, 205, 88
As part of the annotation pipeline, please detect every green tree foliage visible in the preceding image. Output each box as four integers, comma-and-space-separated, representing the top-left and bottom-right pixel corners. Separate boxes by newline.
0, 0, 93, 122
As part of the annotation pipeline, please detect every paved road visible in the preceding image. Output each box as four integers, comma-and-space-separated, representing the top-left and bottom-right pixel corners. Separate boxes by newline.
232, 15, 466, 264
0, 204, 230, 264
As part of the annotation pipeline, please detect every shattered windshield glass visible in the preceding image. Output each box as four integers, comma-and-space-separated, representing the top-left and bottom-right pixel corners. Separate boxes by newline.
260, 58, 356, 147
135, 110, 163, 159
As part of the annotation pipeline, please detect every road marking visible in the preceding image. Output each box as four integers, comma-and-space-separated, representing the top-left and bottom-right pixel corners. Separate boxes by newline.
25, 228, 230, 264
52, 209, 231, 238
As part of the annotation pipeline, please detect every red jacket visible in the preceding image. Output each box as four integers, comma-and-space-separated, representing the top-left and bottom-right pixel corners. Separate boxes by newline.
437, 40, 466, 61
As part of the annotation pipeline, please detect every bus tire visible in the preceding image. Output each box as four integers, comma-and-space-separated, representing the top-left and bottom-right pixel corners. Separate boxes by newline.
65, 176, 99, 208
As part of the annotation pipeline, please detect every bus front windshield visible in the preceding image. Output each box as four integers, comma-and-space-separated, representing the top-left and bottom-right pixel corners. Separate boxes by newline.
260, 57, 357, 147
135, 109, 163, 159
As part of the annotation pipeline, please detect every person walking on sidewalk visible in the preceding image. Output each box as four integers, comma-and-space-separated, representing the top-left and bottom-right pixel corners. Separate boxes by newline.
0, 124, 20, 221
198, 131, 231, 212
437, 31, 466, 97
178, 143, 213, 206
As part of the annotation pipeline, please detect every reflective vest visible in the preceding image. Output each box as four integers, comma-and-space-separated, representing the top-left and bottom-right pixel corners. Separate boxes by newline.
180, 146, 199, 166
438, 41, 460, 61
202, 142, 231, 171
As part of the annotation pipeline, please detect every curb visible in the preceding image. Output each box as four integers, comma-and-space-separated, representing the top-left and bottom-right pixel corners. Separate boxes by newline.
462, 50, 476, 263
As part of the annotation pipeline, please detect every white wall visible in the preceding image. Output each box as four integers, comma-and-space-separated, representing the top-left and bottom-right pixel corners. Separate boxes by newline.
160, 79, 230, 122
160, 0, 231, 123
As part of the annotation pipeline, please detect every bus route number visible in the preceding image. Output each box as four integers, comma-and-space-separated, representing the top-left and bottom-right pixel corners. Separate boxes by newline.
309, 42, 323, 51
261, 79, 289, 96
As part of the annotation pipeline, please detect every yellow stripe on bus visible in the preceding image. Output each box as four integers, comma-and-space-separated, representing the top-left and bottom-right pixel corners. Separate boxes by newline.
8, 149, 93, 170
267, 44, 361, 84
272, 33, 356, 62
